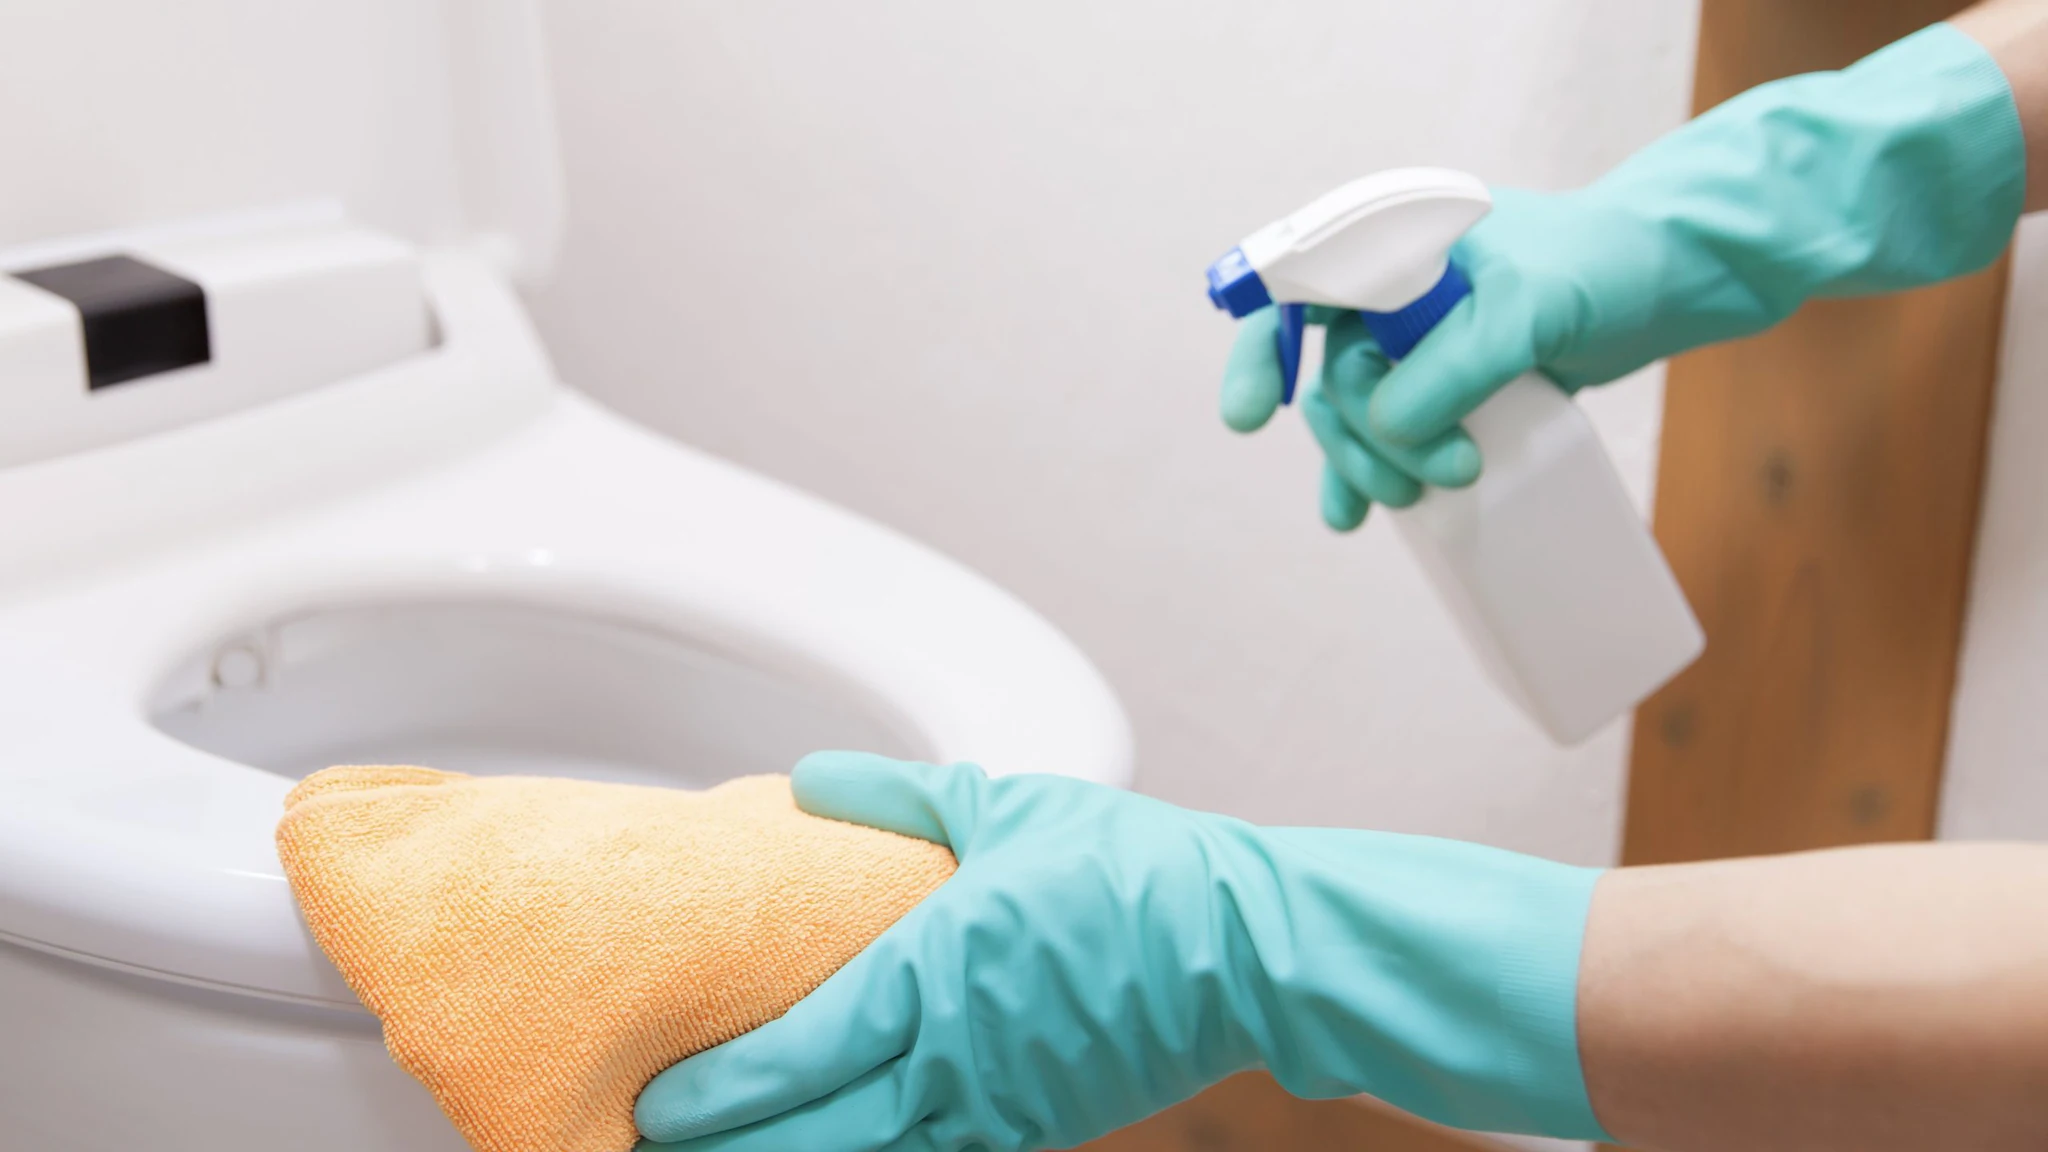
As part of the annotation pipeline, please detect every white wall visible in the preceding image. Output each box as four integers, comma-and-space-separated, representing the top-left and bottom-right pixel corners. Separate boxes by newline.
529, 0, 1699, 867
0, 4, 469, 251
1942, 215, 2048, 842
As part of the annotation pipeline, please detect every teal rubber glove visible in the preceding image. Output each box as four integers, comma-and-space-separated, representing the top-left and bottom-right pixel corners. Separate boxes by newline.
634, 752, 1610, 1150
1222, 22, 2024, 531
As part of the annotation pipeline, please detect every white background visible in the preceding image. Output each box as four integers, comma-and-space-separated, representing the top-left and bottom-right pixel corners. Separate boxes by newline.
528, 0, 1700, 867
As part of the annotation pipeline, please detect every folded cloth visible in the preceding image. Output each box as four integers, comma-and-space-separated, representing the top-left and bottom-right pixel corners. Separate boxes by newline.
275, 766, 956, 1152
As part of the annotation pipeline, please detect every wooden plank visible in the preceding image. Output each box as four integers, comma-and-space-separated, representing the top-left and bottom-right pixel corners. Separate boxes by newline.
1624, 8, 2009, 851
1075, 1074, 1495, 1152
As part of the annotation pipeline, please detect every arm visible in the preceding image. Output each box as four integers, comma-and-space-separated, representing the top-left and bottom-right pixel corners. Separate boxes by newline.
635, 755, 1615, 1150
1956, 0, 2048, 210
636, 757, 2048, 1152
1223, 17, 2028, 529
1581, 843, 2048, 1152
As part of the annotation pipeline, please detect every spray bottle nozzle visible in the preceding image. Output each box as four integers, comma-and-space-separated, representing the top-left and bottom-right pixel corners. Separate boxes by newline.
1206, 167, 1493, 407
1207, 247, 1302, 404
1205, 247, 1271, 318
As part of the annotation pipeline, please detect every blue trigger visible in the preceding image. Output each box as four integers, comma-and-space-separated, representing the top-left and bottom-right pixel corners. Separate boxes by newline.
1275, 303, 1305, 405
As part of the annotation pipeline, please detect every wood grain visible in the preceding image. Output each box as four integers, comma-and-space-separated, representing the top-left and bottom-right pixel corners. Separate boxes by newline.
1074, 1075, 1495, 1152
1624, 6, 2008, 853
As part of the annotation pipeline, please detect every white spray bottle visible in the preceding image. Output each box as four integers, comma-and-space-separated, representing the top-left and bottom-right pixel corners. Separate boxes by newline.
1207, 167, 1703, 745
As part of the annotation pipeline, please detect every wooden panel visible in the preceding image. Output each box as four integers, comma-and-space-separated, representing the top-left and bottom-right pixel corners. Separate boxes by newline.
1075, 1074, 1494, 1152
1624, 4, 2007, 856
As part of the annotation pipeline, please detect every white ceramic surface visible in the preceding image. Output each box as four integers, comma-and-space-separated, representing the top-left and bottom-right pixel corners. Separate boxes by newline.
0, 248, 1129, 1152
0, 249, 1130, 1007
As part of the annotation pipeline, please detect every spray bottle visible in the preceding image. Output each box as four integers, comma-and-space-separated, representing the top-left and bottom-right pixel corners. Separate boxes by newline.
1207, 167, 1703, 745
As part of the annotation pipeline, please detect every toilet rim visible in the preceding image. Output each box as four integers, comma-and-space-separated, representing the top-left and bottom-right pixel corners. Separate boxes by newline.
0, 394, 1133, 1008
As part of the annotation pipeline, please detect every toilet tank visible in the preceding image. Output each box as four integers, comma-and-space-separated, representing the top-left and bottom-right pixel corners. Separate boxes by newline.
0, 2, 574, 595
0, 3, 564, 463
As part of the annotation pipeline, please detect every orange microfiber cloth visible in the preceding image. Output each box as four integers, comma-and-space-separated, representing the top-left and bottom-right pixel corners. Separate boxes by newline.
275, 765, 956, 1152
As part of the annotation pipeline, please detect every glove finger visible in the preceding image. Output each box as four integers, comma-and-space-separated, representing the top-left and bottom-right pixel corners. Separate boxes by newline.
1321, 312, 1482, 489
1365, 294, 1537, 447
1324, 370, 1482, 489
640, 1059, 919, 1152
635, 938, 919, 1142
1219, 306, 1285, 433
1388, 427, 1482, 489
1319, 463, 1370, 532
791, 751, 988, 851
1303, 389, 1421, 509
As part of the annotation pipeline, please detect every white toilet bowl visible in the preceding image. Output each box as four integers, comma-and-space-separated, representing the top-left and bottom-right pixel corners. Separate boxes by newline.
0, 252, 1131, 1150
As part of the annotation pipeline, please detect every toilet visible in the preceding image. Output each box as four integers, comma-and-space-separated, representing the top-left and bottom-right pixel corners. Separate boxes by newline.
0, 5, 1132, 1150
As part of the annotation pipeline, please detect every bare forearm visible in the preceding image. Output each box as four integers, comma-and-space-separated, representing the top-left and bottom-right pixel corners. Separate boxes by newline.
1578, 843, 2048, 1151
1956, 0, 2048, 210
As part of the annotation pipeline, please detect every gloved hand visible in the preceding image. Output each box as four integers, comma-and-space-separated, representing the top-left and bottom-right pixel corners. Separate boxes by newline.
634, 752, 1610, 1151
1223, 22, 2024, 531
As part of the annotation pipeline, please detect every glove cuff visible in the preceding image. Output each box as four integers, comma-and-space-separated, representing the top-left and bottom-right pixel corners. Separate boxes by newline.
1491, 859, 1610, 1140
1587, 21, 2025, 328
1842, 23, 2027, 283
1235, 828, 1612, 1140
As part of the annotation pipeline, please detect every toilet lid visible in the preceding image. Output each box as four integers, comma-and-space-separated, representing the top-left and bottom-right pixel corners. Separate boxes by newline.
1, 1, 564, 284
0, 377, 1130, 1009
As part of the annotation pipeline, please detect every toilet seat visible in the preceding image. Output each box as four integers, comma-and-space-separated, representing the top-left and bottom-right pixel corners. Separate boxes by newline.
0, 255, 1131, 1010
